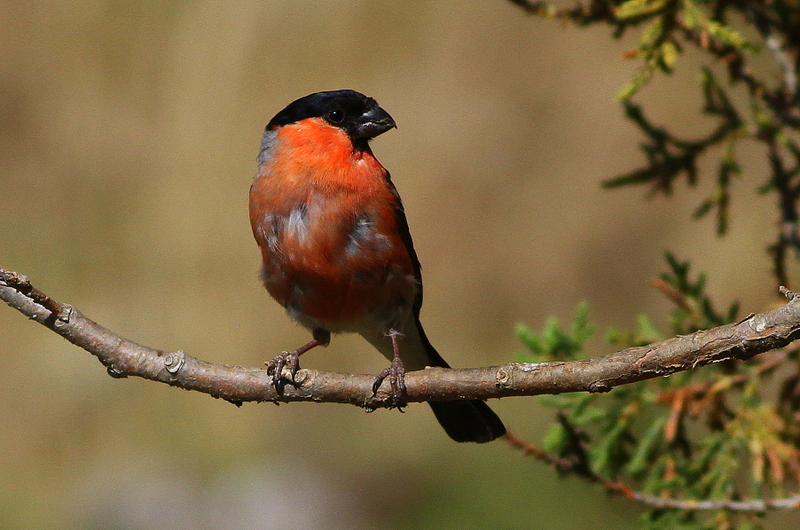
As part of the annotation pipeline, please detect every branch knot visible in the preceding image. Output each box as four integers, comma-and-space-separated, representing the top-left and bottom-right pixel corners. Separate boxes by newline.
164, 351, 186, 375
780, 285, 798, 301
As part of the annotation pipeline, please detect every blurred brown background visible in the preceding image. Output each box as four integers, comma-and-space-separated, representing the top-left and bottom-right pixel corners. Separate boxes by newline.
0, 1, 791, 529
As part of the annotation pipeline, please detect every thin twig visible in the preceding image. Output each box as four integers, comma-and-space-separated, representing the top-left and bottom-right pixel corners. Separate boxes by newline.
505, 430, 800, 511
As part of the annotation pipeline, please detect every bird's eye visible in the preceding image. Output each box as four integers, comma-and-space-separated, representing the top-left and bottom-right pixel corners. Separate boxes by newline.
328, 109, 344, 123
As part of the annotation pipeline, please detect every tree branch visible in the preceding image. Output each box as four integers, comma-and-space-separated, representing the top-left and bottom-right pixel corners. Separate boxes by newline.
3, 266, 800, 409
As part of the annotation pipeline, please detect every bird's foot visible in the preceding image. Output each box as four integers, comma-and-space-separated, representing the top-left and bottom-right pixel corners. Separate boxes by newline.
266, 350, 302, 394
372, 353, 407, 409
265, 330, 330, 395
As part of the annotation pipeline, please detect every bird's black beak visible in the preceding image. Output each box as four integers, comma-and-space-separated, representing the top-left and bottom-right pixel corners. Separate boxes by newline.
354, 105, 396, 139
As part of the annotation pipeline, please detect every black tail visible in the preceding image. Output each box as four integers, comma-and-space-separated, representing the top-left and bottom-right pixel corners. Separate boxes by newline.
429, 400, 506, 443
416, 319, 506, 443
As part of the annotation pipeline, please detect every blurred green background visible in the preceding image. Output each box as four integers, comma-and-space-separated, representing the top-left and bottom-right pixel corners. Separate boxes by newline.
0, 1, 793, 528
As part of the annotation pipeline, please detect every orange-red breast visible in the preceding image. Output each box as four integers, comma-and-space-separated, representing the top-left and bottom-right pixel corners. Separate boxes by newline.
249, 90, 505, 443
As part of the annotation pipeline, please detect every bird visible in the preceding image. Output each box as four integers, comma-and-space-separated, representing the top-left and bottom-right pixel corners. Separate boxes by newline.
249, 90, 506, 443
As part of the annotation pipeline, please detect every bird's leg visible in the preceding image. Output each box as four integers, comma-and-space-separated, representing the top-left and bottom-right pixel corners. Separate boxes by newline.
372, 329, 408, 409
267, 328, 330, 392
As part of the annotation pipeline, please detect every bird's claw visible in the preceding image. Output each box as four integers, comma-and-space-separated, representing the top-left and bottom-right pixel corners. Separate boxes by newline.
266, 350, 301, 394
372, 355, 407, 409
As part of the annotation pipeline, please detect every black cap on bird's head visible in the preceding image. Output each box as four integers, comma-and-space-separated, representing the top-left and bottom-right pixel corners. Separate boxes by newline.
267, 90, 396, 140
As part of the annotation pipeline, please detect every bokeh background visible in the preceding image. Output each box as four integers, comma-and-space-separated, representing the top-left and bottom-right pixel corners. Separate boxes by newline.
1, 1, 794, 528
